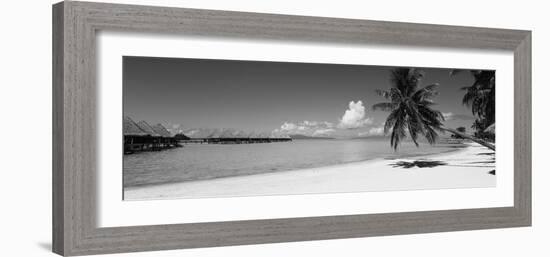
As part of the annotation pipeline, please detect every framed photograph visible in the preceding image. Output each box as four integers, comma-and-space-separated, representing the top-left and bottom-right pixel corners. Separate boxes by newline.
52, 1, 531, 256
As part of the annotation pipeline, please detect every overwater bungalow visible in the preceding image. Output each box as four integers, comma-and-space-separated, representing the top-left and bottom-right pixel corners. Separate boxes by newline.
153, 123, 180, 148
123, 117, 180, 154
123, 116, 150, 153
174, 133, 190, 141
136, 120, 164, 151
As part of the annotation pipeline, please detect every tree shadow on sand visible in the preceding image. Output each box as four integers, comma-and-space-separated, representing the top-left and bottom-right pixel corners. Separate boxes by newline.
477, 152, 495, 156
390, 160, 448, 169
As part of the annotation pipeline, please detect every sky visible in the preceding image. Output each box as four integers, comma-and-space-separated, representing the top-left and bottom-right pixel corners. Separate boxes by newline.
123, 56, 484, 138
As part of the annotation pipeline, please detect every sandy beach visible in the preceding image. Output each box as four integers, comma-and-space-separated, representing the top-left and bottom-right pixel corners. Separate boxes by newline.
124, 142, 496, 200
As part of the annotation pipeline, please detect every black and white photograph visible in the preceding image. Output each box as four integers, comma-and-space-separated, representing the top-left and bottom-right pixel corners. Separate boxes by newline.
122, 56, 496, 200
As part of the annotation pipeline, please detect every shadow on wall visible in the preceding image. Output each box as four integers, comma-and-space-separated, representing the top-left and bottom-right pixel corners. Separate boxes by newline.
37, 242, 51, 252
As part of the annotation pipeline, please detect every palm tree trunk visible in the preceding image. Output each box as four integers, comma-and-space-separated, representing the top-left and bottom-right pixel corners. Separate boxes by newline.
441, 127, 495, 151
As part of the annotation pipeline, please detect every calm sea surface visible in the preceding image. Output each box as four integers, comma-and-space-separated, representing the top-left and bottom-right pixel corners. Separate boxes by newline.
123, 138, 463, 188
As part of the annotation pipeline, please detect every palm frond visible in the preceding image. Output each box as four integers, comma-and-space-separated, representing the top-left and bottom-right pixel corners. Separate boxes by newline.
408, 121, 420, 146
418, 99, 436, 106
462, 89, 477, 108
418, 105, 444, 125
375, 89, 391, 99
390, 114, 407, 150
384, 109, 400, 135
389, 88, 403, 103
372, 102, 395, 111
423, 125, 439, 145
404, 100, 426, 135
412, 83, 439, 102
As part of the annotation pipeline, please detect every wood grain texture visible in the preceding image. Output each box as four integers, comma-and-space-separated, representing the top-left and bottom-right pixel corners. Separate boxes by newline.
52, 2, 65, 255
514, 32, 532, 224
52, 1, 532, 256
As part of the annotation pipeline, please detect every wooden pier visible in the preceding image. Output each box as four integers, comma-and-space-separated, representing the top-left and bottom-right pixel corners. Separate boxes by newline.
179, 137, 292, 144
124, 116, 292, 154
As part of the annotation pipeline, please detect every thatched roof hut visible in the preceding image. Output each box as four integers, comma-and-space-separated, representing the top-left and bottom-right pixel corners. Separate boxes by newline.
137, 121, 161, 137
123, 116, 148, 136
152, 124, 172, 138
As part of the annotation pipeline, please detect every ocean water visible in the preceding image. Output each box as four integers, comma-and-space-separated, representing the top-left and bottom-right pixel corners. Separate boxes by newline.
123, 138, 463, 188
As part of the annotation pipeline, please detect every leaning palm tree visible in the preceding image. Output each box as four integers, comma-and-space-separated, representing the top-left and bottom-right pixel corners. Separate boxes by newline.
373, 68, 495, 151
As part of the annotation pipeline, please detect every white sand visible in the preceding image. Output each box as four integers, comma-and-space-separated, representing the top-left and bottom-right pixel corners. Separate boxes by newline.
124, 143, 496, 200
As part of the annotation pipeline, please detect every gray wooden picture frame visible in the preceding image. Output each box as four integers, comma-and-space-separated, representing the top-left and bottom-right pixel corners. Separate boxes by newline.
52, 1, 531, 256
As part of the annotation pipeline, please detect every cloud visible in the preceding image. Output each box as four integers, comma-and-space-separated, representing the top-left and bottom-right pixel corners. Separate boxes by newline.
323, 122, 335, 128
337, 101, 373, 129
301, 120, 334, 129
273, 122, 307, 136
165, 123, 184, 135
185, 129, 199, 136
302, 120, 318, 127
368, 126, 384, 135
273, 120, 335, 136
280, 122, 306, 132
358, 126, 384, 137
357, 131, 369, 137
312, 128, 335, 137
442, 112, 454, 120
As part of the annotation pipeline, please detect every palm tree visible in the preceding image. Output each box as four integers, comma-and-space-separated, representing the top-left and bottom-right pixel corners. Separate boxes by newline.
373, 68, 495, 151
451, 70, 495, 138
